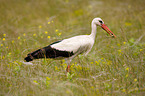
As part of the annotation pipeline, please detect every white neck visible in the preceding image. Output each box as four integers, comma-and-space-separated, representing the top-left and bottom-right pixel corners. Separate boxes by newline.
90, 23, 97, 40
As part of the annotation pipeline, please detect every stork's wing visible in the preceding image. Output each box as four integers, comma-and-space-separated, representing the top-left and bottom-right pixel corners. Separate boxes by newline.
51, 35, 93, 54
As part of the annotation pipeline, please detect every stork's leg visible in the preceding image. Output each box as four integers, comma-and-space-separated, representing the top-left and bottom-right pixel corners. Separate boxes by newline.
66, 59, 72, 73
66, 64, 70, 72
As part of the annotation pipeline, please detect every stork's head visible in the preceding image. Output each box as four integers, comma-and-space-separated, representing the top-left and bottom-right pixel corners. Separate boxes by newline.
92, 18, 116, 38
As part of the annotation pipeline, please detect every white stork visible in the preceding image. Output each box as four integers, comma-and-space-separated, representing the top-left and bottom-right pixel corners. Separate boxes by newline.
24, 17, 116, 72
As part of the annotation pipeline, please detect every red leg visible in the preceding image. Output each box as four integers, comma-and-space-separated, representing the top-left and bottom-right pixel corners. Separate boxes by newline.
66, 64, 70, 72
65, 59, 72, 74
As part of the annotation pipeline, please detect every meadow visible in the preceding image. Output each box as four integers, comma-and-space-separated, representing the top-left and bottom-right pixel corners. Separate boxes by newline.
0, 0, 145, 95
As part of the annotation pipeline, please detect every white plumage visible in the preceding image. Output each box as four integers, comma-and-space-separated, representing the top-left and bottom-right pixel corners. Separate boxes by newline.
51, 35, 94, 54
24, 17, 116, 72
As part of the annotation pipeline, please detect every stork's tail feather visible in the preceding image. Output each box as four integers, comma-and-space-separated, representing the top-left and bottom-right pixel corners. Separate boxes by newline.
24, 49, 46, 62
24, 56, 33, 62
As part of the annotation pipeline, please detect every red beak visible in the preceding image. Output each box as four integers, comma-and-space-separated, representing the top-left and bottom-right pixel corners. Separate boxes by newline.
101, 24, 116, 38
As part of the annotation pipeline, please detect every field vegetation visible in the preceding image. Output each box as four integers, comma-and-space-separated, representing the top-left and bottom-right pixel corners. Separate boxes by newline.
0, 0, 145, 95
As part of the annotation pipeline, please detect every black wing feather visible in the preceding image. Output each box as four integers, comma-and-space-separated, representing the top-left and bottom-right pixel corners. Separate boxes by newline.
24, 41, 74, 62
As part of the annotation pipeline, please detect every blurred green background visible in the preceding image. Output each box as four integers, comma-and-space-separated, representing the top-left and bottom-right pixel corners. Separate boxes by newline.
0, 0, 145, 95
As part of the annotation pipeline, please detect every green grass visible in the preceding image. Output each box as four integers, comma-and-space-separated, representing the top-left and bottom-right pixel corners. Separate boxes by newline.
0, 0, 145, 95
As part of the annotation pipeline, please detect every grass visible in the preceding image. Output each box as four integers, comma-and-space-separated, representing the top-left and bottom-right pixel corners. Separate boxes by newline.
0, 0, 145, 95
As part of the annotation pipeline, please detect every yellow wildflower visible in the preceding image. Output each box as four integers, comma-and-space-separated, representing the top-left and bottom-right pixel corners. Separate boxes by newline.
46, 77, 51, 81
57, 32, 62, 36
3, 38, 5, 41
33, 80, 39, 85
12, 40, 14, 43
55, 66, 58, 70
125, 67, 129, 71
47, 36, 51, 39
91, 86, 94, 89
6, 46, 8, 48
98, 60, 101, 62
72, 63, 74, 66
23, 33, 26, 36
48, 22, 50, 24
125, 74, 128, 78
90, 62, 93, 64
7, 53, 11, 57
55, 29, 58, 32
122, 89, 126, 92
39, 25, 42, 28
140, 49, 143, 52
1, 44, 3, 46
18, 36, 20, 40
33, 34, 36, 37
3, 34, 6, 37
134, 78, 137, 82
107, 60, 112, 65
123, 42, 126, 45
51, 21, 54, 23
45, 31, 48, 34
33, 80, 37, 83
95, 61, 99, 65
2, 56, 5, 59
62, 59, 65, 63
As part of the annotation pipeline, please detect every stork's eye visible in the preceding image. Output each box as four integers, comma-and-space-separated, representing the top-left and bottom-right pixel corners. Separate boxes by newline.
99, 20, 103, 24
